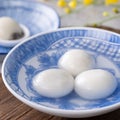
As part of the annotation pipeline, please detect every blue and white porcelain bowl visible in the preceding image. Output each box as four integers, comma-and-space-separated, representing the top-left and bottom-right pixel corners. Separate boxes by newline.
2, 27, 120, 118
0, 0, 60, 52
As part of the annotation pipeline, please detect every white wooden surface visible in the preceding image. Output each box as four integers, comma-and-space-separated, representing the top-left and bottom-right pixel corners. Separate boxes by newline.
39, 1, 120, 29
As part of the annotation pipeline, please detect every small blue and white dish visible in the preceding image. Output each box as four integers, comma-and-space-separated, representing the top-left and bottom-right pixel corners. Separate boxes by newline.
2, 27, 120, 118
0, 0, 60, 53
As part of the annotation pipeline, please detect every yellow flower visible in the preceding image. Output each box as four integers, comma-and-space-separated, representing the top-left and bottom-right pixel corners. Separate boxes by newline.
92, 23, 98, 27
57, 0, 67, 7
83, 0, 93, 5
64, 7, 71, 14
68, 0, 77, 9
112, 8, 119, 13
105, 0, 119, 5
102, 11, 109, 16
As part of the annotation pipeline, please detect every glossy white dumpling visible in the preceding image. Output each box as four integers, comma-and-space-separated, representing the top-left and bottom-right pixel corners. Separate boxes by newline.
58, 49, 95, 76
75, 69, 117, 100
0, 17, 23, 40
32, 69, 74, 98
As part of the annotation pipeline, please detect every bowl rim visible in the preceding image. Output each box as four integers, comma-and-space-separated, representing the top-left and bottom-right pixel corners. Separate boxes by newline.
0, 0, 60, 48
2, 27, 120, 117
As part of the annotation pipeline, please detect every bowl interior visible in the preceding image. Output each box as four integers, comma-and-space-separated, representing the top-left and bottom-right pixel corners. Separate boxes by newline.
0, 0, 60, 35
2, 28, 120, 111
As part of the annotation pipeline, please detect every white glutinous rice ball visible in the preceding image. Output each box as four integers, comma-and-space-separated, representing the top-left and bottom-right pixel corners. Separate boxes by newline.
0, 17, 24, 40
75, 69, 117, 100
58, 49, 95, 76
32, 69, 74, 98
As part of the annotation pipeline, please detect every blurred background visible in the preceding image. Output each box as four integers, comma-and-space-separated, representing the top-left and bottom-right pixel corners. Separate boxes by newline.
36, 0, 120, 32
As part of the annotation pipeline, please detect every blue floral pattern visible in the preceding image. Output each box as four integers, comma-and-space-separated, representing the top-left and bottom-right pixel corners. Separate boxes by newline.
3, 28, 120, 110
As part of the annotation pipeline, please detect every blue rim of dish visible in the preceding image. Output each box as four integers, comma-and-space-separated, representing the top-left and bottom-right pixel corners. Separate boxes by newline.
2, 27, 120, 117
0, 46, 12, 54
0, 0, 60, 54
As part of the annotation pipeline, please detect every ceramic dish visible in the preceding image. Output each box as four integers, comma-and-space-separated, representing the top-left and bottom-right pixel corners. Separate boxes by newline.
0, 0, 60, 50
2, 27, 120, 118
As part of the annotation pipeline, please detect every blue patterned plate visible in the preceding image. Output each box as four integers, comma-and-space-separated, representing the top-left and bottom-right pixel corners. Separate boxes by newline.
2, 27, 120, 118
0, 0, 60, 52
0, 46, 12, 54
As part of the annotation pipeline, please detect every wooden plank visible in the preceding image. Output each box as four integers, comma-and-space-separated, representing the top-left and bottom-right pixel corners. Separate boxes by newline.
0, 103, 32, 120
18, 109, 53, 120
0, 82, 13, 104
